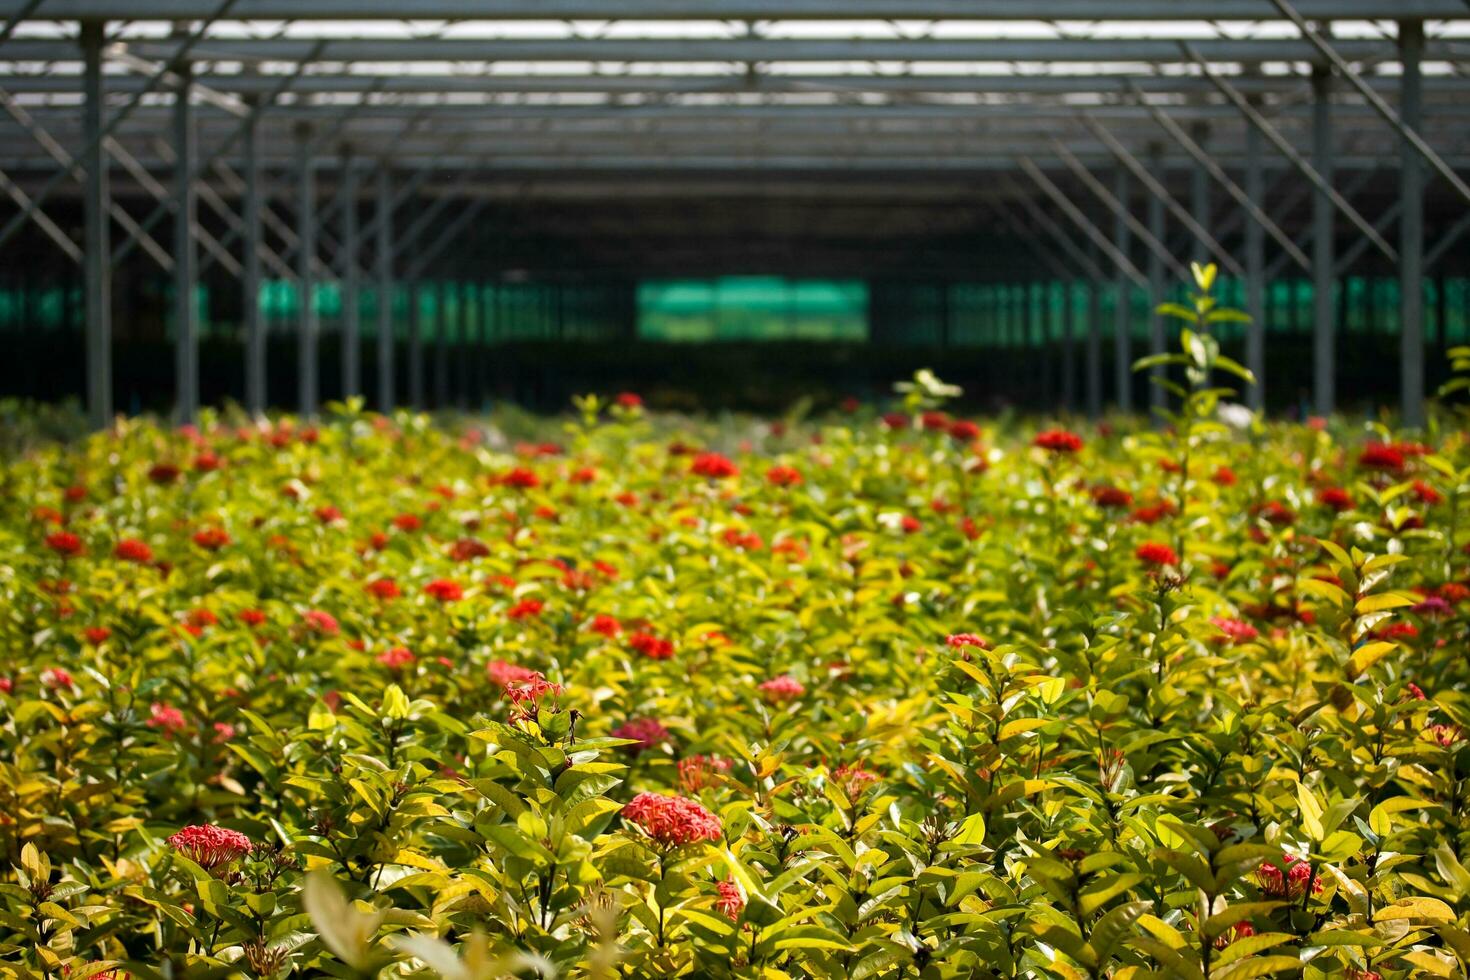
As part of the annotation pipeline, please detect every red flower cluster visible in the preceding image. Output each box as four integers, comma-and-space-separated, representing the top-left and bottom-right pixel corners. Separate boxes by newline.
113, 538, 154, 563
505, 671, 563, 724
1209, 617, 1259, 645
302, 610, 339, 636
621, 792, 723, 846
590, 613, 622, 637
629, 631, 675, 660
690, 452, 739, 479
507, 598, 544, 620
714, 878, 745, 920
1033, 429, 1083, 454
424, 579, 464, 603
1318, 487, 1353, 512
677, 754, 732, 794
759, 675, 805, 703
45, 531, 84, 557
946, 633, 990, 650
1255, 854, 1322, 900
192, 527, 230, 551
166, 824, 253, 869
487, 660, 540, 688
377, 646, 414, 670
765, 465, 803, 487
1135, 542, 1179, 567
611, 718, 672, 755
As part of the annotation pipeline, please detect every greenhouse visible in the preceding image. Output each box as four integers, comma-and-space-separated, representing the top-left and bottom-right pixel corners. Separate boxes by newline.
7, 4, 1470, 978
0, 1, 1468, 420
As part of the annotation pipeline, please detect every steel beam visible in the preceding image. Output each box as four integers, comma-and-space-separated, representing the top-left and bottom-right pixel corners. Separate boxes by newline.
0, 0, 238, 252
0, 165, 81, 262
1183, 41, 1396, 263
339, 147, 360, 399
81, 19, 110, 429
1129, 84, 1309, 274
173, 60, 199, 424
1049, 141, 1183, 283
375, 165, 394, 413
1400, 20, 1425, 427
8, 35, 1441, 65
1079, 117, 1242, 278
243, 94, 264, 415
1311, 65, 1335, 417
433, 282, 450, 409
1146, 143, 1166, 415
296, 123, 318, 417
1085, 273, 1102, 419
1113, 169, 1132, 414
1272, 0, 1470, 210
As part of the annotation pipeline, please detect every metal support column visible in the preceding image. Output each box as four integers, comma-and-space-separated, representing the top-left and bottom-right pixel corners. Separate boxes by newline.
172, 60, 199, 424
1085, 274, 1102, 419
1400, 19, 1425, 428
1244, 106, 1266, 412
295, 122, 318, 417
1311, 65, 1335, 417
1113, 169, 1132, 413
81, 20, 111, 429
408, 282, 424, 409
1147, 144, 1167, 414
375, 165, 394, 412
1189, 122, 1210, 265
242, 96, 265, 416
434, 282, 450, 408
1061, 281, 1076, 413
340, 147, 360, 399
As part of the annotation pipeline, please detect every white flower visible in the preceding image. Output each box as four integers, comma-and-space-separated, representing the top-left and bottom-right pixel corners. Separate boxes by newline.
1218, 403, 1255, 431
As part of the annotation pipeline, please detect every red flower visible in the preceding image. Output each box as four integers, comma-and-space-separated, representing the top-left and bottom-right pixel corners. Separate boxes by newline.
629, 631, 675, 660
946, 633, 990, 650
714, 879, 745, 920
1318, 487, 1353, 512
589, 613, 622, 637
1131, 501, 1176, 525
1255, 854, 1322, 900
1412, 480, 1443, 506
1135, 542, 1179, 567
505, 671, 563, 724
193, 452, 221, 472
1033, 429, 1083, 454
41, 667, 74, 690
616, 392, 643, 408
501, 467, 541, 489
900, 515, 922, 535
1358, 443, 1405, 472
766, 465, 803, 487
611, 718, 672, 756
424, 579, 464, 603
1209, 617, 1259, 645
302, 610, 339, 636
948, 419, 981, 443
621, 792, 723, 846
148, 463, 181, 484
487, 660, 541, 689
759, 675, 805, 703
677, 754, 733, 794
691, 452, 739, 479
314, 505, 343, 525
45, 531, 84, 557
366, 578, 400, 600
1211, 466, 1238, 487
113, 538, 154, 563
507, 598, 544, 620
377, 646, 415, 670
166, 824, 253, 869
392, 513, 422, 532
449, 538, 490, 562
1091, 485, 1133, 509
238, 609, 266, 628
192, 527, 230, 551
84, 626, 111, 645
147, 702, 188, 733
1260, 501, 1296, 526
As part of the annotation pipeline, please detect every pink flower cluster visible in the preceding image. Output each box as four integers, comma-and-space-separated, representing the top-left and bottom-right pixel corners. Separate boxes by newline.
622, 791, 723, 846
166, 824, 253, 869
1255, 854, 1322, 900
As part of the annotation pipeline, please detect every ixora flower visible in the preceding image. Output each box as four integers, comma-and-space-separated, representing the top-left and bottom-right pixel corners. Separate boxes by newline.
690, 452, 739, 479
147, 702, 188, 733
1255, 854, 1322, 900
192, 527, 230, 550
45, 531, 84, 557
1033, 429, 1083, 454
166, 824, 253, 870
677, 754, 733, 794
423, 578, 464, 603
758, 675, 805, 703
946, 633, 990, 650
40, 667, 74, 691
611, 718, 672, 755
376, 646, 415, 670
621, 792, 723, 847
628, 631, 675, 660
765, 464, 803, 487
1209, 617, 1259, 645
714, 878, 745, 920
113, 537, 154, 563
301, 610, 340, 636
1135, 542, 1179, 567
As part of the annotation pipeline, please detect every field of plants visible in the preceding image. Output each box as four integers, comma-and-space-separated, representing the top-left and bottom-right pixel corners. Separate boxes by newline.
2, 273, 1470, 978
